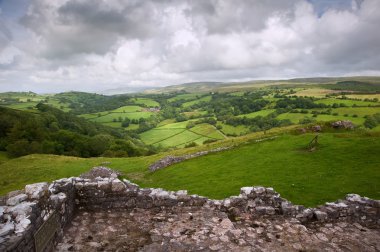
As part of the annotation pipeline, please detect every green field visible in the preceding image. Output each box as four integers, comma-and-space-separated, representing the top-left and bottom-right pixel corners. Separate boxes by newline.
292, 88, 338, 98
238, 109, 276, 118
189, 124, 226, 139
216, 122, 250, 136
143, 133, 380, 206
182, 96, 212, 108
1, 132, 379, 207
344, 94, 380, 100
80, 105, 155, 124
5, 102, 39, 110
315, 98, 378, 107
130, 98, 160, 107
140, 122, 225, 148
167, 93, 202, 102
140, 128, 186, 145
277, 112, 365, 125
333, 107, 380, 117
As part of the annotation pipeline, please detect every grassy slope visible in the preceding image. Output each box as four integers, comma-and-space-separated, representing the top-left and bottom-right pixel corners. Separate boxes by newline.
238, 109, 276, 118
216, 122, 250, 136
131, 98, 160, 107
144, 133, 380, 206
315, 98, 378, 106
182, 96, 212, 108
1, 131, 379, 207
140, 122, 225, 148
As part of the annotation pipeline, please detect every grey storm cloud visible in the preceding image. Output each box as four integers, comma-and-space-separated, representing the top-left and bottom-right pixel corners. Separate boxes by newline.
0, 0, 379, 93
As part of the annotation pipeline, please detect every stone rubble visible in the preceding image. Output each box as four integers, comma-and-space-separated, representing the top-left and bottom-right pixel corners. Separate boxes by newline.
0, 168, 378, 251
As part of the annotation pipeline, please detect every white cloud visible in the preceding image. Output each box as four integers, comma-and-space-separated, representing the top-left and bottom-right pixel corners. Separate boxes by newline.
0, 0, 379, 92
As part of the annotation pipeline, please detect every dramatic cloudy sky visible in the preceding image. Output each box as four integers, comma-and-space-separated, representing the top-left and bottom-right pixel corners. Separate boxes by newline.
0, 0, 379, 93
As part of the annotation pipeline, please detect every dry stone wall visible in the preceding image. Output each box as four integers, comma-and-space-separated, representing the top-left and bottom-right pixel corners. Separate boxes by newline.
0, 167, 379, 251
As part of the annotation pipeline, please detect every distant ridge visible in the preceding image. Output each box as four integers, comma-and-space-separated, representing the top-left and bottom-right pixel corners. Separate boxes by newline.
143, 76, 380, 94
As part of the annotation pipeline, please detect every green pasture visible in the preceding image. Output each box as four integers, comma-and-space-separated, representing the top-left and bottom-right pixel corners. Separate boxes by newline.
216, 122, 250, 136
189, 124, 226, 139
333, 107, 380, 117
277, 112, 364, 125
140, 122, 225, 148
182, 96, 212, 108
140, 128, 186, 145
2, 132, 378, 207
344, 94, 380, 100
238, 109, 276, 119
112, 105, 143, 113
292, 88, 337, 98
315, 98, 377, 107
144, 133, 380, 206
130, 98, 160, 107
167, 93, 202, 102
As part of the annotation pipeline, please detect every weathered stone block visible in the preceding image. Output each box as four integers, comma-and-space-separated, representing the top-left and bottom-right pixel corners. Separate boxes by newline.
255, 206, 275, 215
25, 182, 48, 200
6, 194, 28, 206
314, 210, 328, 221
111, 179, 126, 192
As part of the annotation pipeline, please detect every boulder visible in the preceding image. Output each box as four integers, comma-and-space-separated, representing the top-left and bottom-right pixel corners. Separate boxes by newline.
25, 182, 48, 200
6, 194, 28, 206
331, 120, 354, 129
111, 179, 126, 192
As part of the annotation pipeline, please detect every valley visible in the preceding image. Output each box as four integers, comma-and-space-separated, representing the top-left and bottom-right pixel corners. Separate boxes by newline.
1, 77, 380, 206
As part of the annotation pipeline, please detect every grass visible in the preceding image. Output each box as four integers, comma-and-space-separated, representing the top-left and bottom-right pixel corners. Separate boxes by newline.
182, 96, 212, 108
344, 94, 380, 100
89, 112, 153, 122
1, 131, 378, 207
189, 124, 226, 140
0, 154, 155, 196
158, 121, 193, 129
216, 122, 250, 136
276, 107, 380, 124
167, 93, 202, 102
315, 98, 377, 107
292, 88, 338, 98
182, 110, 208, 117
143, 133, 380, 206
154, 130, 204, 148
140, 128, 186, 145
80, 105, 155, 124
112, 105, 143, 113
157, 119, 176, 127
131, 98, 160, 107
238, 109, 276, 119
5, 102, 39, 110
0, 152, 9, 164
333, 107, 380, 117
140, 122, 224, 148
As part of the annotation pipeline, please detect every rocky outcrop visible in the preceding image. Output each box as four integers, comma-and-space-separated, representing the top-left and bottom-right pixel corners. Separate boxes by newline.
0, 168, 379, 251
331, 120, 355, 129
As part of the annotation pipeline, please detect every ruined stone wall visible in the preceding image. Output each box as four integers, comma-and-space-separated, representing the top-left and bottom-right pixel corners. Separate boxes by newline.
0, 168, 379, 251
0, 180, 75, 252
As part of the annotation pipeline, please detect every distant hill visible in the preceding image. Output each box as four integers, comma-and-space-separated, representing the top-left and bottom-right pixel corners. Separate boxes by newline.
144, 76, 380, 94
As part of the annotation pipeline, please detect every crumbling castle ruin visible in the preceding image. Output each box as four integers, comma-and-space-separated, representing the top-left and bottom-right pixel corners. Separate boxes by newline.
0, 167, 379, 251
